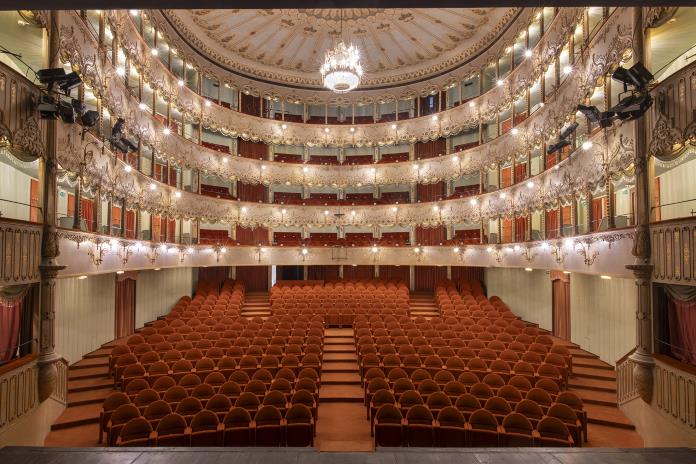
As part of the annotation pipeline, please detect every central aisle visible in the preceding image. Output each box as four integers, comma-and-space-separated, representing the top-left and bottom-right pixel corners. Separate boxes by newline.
315, 328, 372, 451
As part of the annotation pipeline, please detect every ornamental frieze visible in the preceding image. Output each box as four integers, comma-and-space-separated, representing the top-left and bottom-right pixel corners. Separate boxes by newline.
55, 120, 636, 229
57, 8, 635, 189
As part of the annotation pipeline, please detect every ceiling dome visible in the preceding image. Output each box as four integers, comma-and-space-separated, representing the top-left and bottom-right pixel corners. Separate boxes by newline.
161, 8, 523, 90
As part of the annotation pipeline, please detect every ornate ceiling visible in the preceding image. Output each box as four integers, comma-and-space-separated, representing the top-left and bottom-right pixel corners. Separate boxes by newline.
161, 8, 522, 89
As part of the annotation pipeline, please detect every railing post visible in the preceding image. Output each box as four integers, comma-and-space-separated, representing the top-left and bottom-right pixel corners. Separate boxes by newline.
38, 10, 67, 403
626, 6, 655, 405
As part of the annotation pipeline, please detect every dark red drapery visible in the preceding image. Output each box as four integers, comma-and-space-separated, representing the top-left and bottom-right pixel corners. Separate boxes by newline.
237, 182, 267, 202
236, 226, 269, 245
238, 138, 268, 159
451, 266, 484, 285
0, 292, 25, 361
417, 182, 445, 202
667, 297, 696, 366
342, 265, 374, 280
415, 226, 446, 246
236, 266, 269, 292
379, 265, 410, 286
198, 267, 229, 286
414, 138, 446, 159
550, 271, 571, 341
307, 265, 340, 281
414, 266, 448, 292
80, 198, 94, 232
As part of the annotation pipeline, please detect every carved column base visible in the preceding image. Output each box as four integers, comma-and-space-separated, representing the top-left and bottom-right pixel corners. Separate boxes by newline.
629, 350, 655, 403
37, 353, 61, 402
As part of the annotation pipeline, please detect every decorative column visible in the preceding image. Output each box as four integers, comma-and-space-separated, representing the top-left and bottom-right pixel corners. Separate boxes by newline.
38, 11, 66, 402
120, 199, 127, 237
586, 189, 594, 233
72, 180, 82, 230
135, 207, 142, 239
94, 187, 102, 233
571, 195, 579, 236
626, 6, 654, 404
606, 179, 616, 229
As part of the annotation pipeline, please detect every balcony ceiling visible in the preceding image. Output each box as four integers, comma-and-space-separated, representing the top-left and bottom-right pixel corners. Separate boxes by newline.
161, 8, 522, 89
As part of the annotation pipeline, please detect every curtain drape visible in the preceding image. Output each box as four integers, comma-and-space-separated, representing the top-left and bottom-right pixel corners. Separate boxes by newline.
0, 288, 26, 362
115, 276, 136, 339
415, 226, 446, 245
592, 198, 605, 231
665, 289, 696, 366
545, 210, 559, 238
80, 198, 94, 231
414, 266, 447, 292
414, 138, 446, 159
417, 182, 445, 202
236, 226, 269, 245
451, 266, 484, 285
238, 138, 268, 159
307, 266, 340, 281
379, 265, 410, 286
236, 266, 269, 292
342, 265, 374, 280
237, 182, 267, 202
198, 267, 229, 286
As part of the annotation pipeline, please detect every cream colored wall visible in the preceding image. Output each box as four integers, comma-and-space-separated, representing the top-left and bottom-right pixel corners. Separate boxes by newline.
484, 268, 552, 331
0, 397, 64, 447
570, 273, 636, 365
55, 274, 116, 365
135, 267, 194, 328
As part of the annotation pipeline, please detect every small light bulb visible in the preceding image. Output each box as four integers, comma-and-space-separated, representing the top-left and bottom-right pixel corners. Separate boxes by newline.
138, 102, 147, 110
433, 205, 439, 212
149, 183, 156, 190
324, 127, 330, 133
563, 65, 572, 74
432, 115, 438, 121
454, 247, 460, 253
497, 79, 504, 86
302, 248, 308, 255
205, 100, 211, 107
469, 198, 478, 206
241, 206, 248, 213
177, 80, 184, 87
582, 141, 593, 150
222, 157, 229, 163
351, 210, 356, 216
261, 165, 267, 170
469, 101, 476, 108
116, 270, 125, 275
600, 275, 612, 280
116, 67, 125, 76
303, 167, 309, 173
527, 181, 534, 188
174, 191, 182, 198
187, 247, 194, 253
130, 10, 139, 16
372, 246, 379, 253
124, 165, 132, 173
499, 192, 507, 199
281, 208, 286, 214
525, 267, 533, 272
324, 210, 329, 215
391, 206, 398, 212
350, 127, 355, 132
221, 247, 227, 253
391, 124, 397, 130
511, 128, 519, 135
486, 247, 493, 252
151, 48, 158, 56
78, 275, 88, 280
163, 127, 171, 135
281, 124, 287, 130
525, 49, 532, 57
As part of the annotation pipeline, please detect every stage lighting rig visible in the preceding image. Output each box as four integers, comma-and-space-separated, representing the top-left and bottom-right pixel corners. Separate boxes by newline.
612, 62, 654, 91
577, 104, 616, 128
109, 117, 138, 153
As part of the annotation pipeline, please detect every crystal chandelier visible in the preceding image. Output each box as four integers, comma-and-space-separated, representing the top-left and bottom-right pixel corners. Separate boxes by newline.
320, 10, 363, 93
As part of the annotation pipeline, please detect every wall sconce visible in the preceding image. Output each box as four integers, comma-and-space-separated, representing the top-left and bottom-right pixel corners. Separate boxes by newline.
146, 244, 160, 265
88, 238, 110, 267
550, 240, 568, 264
575, 238, 599, 266
370, 245, 380, 262
300, 247, 309, 262
518, 244, 536, 263
487, 245, 504, 264
453, 245, 467, 262
255, 245, 266, 264
212, 244, 226, 263
117, 241, 134, 265
413, 246, 424, 262
178, 246, 193, 264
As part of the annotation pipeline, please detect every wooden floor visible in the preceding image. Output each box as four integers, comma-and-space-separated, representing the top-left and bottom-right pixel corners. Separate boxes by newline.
44, 291, 644, 450
5, 447, 696, 464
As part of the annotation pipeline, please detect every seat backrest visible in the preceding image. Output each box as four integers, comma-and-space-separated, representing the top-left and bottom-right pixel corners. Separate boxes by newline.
156, 413, 187, 435
502, 412, 533, 435
405, 404, 433, 424
119, 417, 152, 442
254, 405, 282, 425
223, 407, 251, 427
469, 408, 498, 430
190, 409, 219, 431
436, 406, 465, 427
375, 404, 402, 423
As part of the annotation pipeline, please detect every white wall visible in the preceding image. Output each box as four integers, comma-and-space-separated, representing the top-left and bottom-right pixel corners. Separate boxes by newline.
484, 268, 552, 331
0, 159, 35, 221
570, 273, 636, 365
55, 274, 116, 365
135, 268, 194, 328
656, 156, 696, 220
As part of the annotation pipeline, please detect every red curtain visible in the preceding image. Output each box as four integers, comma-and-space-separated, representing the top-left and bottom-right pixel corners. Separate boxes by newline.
198, 267, 229, 286
501, 219, 512, 243
515, 216, 527, 242
500, 167, 512, 188
592, 198, 604, 231
545, 210, 558, 239
236, 266, 269, 292
80, 198, 94, 231
67, 193, 75, 218
342, 265, 374, 280
415, 226, 446, 246
238, 138, 268, 159
240, 94, 261, 117
125, 210, 135, 239
453, 229, 480, 244
667, 297, 696, 365
514, 163, 527, 183
414, 138, 446, 159
380, 191, 410, 204
417, 182, 445, 202
115, 275, 137, 339
414, 266, 447, 292
451, 266, 484, 285
379, 265, 410, 286
236, 226, 269, 245
152, 215, 162, 242
307, 266, 340, 281
237, 182, 267, 202
0, 291, 25, 361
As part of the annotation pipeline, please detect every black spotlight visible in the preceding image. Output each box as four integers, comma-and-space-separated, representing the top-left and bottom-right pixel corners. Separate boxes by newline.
71, 99, 98, 127
111, 118, 126, 138
57, 100, 76, 123
577, 104, 616, 128
559, 122, 579, 140
612, 62, 654, 90
36, 68, 66, 90
37, 95, 59, 119
612, 93, 653, 121
58, 72, 82, 95
547, 139, 571, 155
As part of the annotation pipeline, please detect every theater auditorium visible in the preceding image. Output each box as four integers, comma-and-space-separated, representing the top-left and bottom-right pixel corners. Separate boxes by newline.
0, 3, 695, 462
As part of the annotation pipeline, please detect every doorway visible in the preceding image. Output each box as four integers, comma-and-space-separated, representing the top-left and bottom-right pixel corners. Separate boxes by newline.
550, 271, 571, 340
